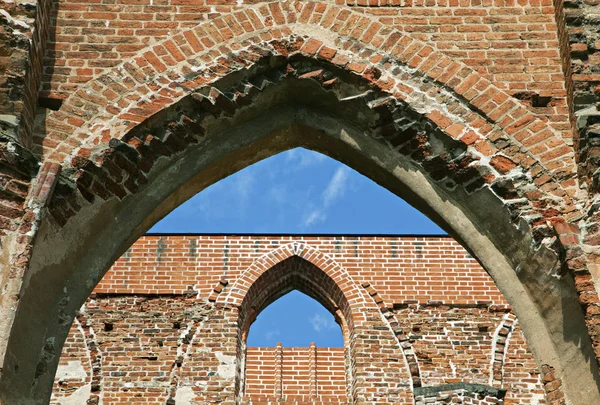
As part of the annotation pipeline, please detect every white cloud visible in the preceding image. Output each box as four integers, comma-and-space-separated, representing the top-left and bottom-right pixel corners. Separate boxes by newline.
302, 166, 350, 229
303, 209, 326, 227
310, 313, 337, 332
323, 167, 349, 207
166, 148, 354, 231
264, 329, 280, 340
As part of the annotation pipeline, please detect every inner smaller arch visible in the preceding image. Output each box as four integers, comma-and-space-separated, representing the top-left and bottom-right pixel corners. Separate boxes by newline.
238, 256, 355, 343
239, 257, 354, 403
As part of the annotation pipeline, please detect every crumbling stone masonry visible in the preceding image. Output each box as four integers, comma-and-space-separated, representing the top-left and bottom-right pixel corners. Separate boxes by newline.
0, 1, 600, 404
51, 235, 547, 404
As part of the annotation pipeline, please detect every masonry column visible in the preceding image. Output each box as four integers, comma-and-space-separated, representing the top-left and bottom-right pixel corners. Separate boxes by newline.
275, 342, 283, 400
309, 342, 318, 399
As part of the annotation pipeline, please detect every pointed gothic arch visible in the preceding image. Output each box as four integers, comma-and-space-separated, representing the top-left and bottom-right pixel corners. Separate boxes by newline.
225, 247, 412, 403
221, 242, 370, 323
0, 3, 598, 403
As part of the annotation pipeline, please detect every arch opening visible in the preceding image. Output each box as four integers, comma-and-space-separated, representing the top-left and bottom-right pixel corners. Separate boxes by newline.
1, 48, 598, 405
237, 256, 356, 403
238, 256, 354, 343
246, 290, 345, 348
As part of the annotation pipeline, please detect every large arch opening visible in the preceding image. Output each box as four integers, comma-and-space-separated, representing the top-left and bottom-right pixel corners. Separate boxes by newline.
1, 41, 598, 404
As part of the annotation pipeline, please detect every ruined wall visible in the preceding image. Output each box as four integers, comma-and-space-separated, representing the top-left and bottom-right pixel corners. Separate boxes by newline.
94, 235, 506, 305
51, 235, 547, 405
2, 0, 600, 403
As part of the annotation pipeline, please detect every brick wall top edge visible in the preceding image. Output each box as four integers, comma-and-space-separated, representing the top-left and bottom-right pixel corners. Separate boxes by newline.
94, 233, 505, 306
142, 233, 451, 239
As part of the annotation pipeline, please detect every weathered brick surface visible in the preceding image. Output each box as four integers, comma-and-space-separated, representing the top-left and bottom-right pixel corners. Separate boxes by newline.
391, 307, 545, 403
558, 0, 600, 191
2, 0, 600, 403
34, 1, 576, 174
49, 318, 91, 402
51, 235, 546, 404
38, 0, 572, 145
414, 388, 505, 405
0, 0, 52, 148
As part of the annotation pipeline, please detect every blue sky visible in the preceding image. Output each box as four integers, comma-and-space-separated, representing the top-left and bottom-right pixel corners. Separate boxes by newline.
150, 148, 443, 234
150, 148, 444, 347
246, 290, 344, 347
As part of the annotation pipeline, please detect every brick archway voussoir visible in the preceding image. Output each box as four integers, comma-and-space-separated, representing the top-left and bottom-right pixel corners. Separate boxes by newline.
41, 39, 581, 242
37, 1, 575, 193
221, 242, 371, 325
38, 26, 582, 265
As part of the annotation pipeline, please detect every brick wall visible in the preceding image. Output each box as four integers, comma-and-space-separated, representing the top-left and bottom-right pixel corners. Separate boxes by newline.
42, 0, 569, 104
35, 0, 574, 158
244, 346, 347, 403
561, 0, 600, 191
391, 307, 545, 403
50, 235, 547, 404
95, 235, 507, 306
